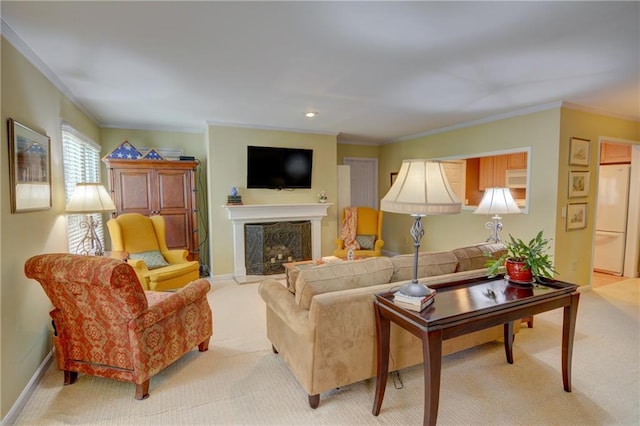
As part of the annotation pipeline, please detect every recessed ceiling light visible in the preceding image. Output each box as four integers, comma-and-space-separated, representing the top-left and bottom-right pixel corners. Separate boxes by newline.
305, 112, 318, 118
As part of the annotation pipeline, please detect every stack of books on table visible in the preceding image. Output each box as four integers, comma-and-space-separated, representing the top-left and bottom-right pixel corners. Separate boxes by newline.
393, 287, 436, 312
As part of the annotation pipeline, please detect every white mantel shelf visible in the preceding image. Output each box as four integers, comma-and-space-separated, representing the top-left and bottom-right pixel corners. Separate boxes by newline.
224, 203, 333, 278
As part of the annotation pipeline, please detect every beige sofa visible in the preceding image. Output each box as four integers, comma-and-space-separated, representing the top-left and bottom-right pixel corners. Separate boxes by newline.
258, 243, 514, 408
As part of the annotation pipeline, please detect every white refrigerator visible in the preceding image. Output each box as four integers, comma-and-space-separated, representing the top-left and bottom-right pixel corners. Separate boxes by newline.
594, 164, 631, 275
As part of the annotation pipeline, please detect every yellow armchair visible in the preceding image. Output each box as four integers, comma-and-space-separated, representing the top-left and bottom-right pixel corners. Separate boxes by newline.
334, 206, 384, 257
107, 213, 200, 291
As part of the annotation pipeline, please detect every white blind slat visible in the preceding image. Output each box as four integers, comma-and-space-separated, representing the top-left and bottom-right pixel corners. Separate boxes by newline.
62, 126, 104, 253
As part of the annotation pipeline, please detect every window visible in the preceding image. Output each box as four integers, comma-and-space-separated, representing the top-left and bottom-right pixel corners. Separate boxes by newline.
61, 124, 103, 253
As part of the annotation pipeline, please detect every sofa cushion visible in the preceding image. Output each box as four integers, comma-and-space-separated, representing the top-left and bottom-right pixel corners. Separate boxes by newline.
452, 243, 507, 272
294, 257, 393, 310
390, 251, 458, 282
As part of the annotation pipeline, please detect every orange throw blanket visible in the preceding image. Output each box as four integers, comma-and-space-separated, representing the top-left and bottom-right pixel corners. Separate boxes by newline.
340, 207, 360, 250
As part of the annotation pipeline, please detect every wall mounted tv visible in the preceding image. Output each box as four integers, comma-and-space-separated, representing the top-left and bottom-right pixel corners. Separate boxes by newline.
247, 146, 313, 190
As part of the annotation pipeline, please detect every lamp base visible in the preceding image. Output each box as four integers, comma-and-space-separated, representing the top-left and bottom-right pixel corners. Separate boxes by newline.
398, 281, 432, 297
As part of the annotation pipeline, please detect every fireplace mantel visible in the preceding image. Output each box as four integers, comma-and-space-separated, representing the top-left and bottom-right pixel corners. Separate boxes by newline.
224, 203, 332, 277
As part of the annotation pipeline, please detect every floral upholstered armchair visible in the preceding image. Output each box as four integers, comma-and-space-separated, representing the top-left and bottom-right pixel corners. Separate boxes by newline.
24, 253, 213, 400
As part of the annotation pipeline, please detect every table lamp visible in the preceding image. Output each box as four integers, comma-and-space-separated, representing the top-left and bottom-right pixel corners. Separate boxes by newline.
66, 183, 116, 256
381, 160, 462, 297
473, 187, 521, 243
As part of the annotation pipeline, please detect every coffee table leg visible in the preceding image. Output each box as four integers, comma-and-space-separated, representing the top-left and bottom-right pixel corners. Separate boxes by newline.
562, 292, 580, 392
373, 302, 391, 416
423, 329, 443, 426
503, 321, 515, 364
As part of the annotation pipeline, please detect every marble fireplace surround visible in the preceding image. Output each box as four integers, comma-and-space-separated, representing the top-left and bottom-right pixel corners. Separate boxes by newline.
224, 203, 332, 278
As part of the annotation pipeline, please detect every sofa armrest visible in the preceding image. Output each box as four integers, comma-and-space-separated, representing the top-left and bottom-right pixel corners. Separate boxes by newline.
334, 238, 345, 250
131, 279, 211, 332
374, 239, 384, 252
258, 279, 315, 341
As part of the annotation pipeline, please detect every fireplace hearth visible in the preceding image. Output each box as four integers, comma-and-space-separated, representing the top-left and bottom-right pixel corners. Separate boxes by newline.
245, 221, 312, 275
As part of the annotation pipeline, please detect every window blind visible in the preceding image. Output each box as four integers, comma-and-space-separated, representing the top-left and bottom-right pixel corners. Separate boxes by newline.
61, 124, 104, 253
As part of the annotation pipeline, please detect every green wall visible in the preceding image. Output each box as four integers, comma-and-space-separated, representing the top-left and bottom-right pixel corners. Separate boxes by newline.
337, 143, 380, 164
554, 108, 639, 285
100, 128, 210, 267
379, 109, 562, 258
1, 37, 100, 418
207, 125, 338, 276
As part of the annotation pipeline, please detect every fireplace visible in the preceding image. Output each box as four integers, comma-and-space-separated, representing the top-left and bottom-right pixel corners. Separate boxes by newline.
224, 203, 332, 278
245, 221, 312, 275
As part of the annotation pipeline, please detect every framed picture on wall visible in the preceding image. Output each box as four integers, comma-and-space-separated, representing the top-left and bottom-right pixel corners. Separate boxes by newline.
569, 137, 590, 166
7, 118, 52, 213
568, 170, 590, 198
566, 203, 588, 230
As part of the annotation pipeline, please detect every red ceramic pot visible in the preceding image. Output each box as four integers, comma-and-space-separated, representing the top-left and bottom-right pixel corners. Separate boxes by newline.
506, 259, 533, 283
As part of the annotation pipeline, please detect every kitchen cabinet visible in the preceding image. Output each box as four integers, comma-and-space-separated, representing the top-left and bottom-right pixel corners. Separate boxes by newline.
478, 153, 528, 190
103, 158, 199, 260
479, 155, 508, 190
600, 143, 631, 164
507, 152, 527, 169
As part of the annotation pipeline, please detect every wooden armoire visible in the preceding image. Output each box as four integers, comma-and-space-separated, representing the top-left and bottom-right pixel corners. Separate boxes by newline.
103, 158, 199, 261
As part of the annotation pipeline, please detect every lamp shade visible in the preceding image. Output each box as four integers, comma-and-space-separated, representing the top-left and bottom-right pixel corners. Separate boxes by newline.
473, 187, 521, 215
66, 183, 116, 213
381, 159, 461, 215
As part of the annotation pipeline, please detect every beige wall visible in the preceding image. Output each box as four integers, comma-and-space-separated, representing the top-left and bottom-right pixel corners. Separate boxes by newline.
337, 143, 380, 164
100, 128, 210, 266
554, 108, 640, 285
1, 38, 100, 418
379, 109, 562, 258
207, 125, 338, 276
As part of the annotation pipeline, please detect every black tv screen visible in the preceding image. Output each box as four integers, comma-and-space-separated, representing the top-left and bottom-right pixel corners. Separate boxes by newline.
247, 146, 313, 189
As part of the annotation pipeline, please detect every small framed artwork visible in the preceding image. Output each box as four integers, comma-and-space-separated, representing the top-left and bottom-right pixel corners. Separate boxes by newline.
566, 203, 588, 230
568, 170, 590, 198
390, 172, 398, 186
7, 118, 52, 213
569, 137, 590, 166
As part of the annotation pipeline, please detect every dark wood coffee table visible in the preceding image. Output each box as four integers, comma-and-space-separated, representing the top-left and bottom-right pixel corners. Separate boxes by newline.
372, 276, 580, 426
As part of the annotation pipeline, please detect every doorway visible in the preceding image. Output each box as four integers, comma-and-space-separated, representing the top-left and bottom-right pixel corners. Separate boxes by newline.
593, 138, 640, 280
343, 157, 379, 209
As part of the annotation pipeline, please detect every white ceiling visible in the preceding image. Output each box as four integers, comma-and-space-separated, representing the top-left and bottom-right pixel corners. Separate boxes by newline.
2, 1, 639, 144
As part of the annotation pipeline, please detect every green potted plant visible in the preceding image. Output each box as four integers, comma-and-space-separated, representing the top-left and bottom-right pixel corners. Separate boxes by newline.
486, 230, 557, 283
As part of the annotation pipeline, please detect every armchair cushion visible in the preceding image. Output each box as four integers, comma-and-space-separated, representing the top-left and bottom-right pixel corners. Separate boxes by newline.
129, 250, 169, 269
355, 234, 376, 250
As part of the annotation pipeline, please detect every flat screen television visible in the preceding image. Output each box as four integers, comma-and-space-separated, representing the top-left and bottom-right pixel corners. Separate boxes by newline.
247, 146, 313, 189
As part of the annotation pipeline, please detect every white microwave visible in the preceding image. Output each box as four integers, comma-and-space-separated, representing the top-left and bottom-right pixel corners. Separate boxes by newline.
506, 169, 527, 188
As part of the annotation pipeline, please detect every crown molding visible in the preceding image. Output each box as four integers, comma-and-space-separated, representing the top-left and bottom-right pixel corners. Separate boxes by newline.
391, 102, 565, 144
561, 101, 640, 122
205, 120, 339, 136
1, 20, 100, 125
100, 122, 206, 134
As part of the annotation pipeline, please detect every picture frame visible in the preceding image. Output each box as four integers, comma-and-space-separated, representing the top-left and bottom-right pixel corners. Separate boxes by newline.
7, 118, 52, 213
568, 170, 590, 198
390, 172, 398, 186
566, 203, 588, 230
569, 137, 590, 166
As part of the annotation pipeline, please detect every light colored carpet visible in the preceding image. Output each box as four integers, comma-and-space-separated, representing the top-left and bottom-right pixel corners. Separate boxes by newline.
13, 279, 639, 425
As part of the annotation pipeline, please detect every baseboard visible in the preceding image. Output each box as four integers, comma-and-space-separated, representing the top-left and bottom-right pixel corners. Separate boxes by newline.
1, 350, 53, 425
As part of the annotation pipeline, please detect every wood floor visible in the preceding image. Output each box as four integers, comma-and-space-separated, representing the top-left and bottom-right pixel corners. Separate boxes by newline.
592, 271, 630, 288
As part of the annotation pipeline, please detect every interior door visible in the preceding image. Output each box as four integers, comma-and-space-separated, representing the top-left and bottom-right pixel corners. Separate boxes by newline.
343, 157, 378, 209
